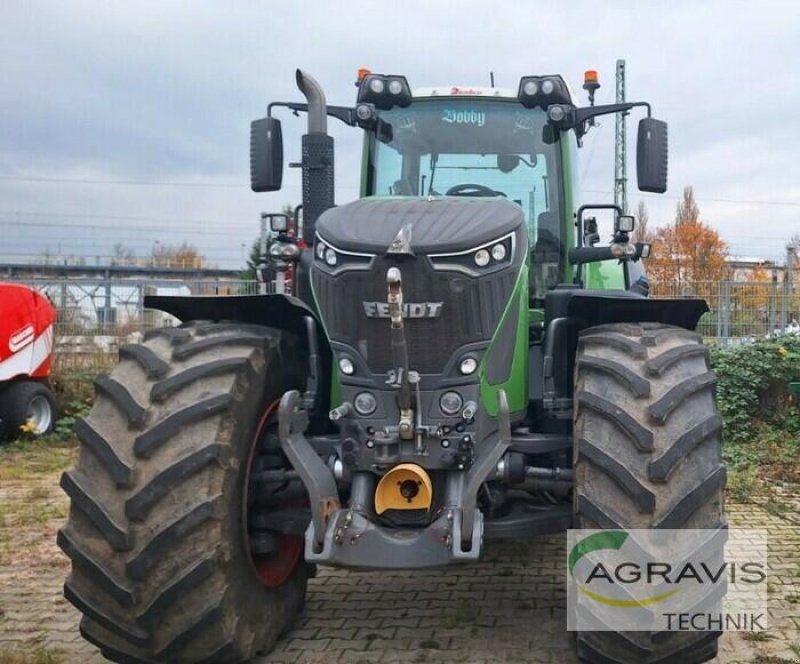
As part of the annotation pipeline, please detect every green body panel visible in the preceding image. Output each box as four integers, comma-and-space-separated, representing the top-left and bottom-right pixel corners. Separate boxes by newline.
479, 264, 529, 416
560, 134, 578, 285
586, 259, 626, 290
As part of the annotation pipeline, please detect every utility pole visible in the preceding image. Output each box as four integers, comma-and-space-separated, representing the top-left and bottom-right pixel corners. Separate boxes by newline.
785, 242, 797, 330
259, 213, 270, 295
614, 59, 628, 214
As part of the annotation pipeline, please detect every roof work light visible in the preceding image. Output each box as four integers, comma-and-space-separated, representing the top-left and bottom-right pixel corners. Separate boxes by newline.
517, 75, 571, 109
356, 73, 412, 110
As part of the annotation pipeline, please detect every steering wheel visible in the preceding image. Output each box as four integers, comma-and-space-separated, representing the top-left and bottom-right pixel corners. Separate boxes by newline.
445, 183, 506, 197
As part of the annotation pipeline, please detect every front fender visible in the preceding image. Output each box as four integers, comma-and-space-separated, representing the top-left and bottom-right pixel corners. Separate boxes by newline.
143, 293, 319, 338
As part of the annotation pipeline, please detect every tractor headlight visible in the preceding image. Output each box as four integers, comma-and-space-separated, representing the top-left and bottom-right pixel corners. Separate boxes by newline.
459, 357, 478, 375
474, 249, 490, 267
314, 234, 374, 272
338, 356, 355, 375
429, 232, 515, 276
491, 243, 507, 261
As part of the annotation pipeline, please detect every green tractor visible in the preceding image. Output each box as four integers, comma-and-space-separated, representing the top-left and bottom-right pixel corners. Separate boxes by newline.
60, 69, 725, 663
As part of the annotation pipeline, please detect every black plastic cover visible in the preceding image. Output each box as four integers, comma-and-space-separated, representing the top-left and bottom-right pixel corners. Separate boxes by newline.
250, 117, 283, 192
544, 289, 708, 330
316, 197, 524, 254
636, 118, 669, 194
144, 293, 316, 338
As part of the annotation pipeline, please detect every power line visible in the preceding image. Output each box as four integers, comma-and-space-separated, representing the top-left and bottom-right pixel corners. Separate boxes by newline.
2, 174, 798, 207
0, 174, 361, 191
0, 209, 249, 227
0, 175, 244, 188
584, 188, 800, 208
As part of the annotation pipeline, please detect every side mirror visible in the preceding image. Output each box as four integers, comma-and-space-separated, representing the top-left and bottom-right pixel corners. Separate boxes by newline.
636, 118, 668, 193
250, 117, 283, 192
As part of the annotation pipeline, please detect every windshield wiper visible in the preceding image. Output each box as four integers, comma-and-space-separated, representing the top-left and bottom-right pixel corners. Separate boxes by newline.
426, 153, 439, 196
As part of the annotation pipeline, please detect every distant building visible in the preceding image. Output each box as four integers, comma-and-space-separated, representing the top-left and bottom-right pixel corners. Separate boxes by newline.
725, 256, 784, 282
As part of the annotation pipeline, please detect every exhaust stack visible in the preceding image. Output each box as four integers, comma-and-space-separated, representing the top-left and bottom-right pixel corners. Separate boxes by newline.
295, 69, 335, 244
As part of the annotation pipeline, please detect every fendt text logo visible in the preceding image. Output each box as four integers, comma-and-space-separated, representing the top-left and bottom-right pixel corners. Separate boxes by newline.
567, 529, 768, 633
362, 302, 443, 319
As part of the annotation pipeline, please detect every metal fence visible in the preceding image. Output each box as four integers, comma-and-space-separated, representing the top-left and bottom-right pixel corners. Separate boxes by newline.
7, 277, 800, 357
653, 281, 800, 343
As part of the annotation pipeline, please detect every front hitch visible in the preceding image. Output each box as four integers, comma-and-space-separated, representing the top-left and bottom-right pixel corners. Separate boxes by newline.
278, 390, 340, 552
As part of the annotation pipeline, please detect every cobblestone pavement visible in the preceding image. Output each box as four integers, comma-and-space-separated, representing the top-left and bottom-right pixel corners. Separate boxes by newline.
1, 466, 798, 664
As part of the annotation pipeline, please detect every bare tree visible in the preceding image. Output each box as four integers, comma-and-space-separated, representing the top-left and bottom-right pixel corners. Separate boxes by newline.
675, 186, 700, 226
111, 242, 136, 266
633, 200, 651, 242
151, 241, 205, 269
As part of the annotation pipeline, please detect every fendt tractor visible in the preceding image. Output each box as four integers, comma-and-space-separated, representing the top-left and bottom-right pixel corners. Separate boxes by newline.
60, 68, 726, 664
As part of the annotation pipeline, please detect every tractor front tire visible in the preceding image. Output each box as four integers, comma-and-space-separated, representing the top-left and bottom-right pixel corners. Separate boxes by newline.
59, 322, 309, 663
573, 322, 726, 664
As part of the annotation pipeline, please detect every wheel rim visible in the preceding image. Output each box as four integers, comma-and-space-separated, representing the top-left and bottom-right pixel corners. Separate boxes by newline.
26, 395, 52, 434
243, 400, 305, 587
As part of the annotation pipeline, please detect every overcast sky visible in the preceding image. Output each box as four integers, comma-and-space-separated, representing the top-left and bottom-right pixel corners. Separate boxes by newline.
1, 0, 799, 268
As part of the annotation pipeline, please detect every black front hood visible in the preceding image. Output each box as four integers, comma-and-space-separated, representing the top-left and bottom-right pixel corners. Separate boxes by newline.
315, 197, 524, 254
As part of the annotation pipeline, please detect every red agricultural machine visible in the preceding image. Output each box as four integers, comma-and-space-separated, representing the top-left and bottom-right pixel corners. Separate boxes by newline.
0, 283, 58, 441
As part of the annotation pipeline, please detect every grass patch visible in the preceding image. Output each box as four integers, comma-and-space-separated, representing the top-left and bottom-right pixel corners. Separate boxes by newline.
764, 501, 793, 518
0, 647, 65, 664
727, 464, 760, 503
752, 656, 800, 664
724, 401, 800, 504
0, 436, 77, 482
742, 631, 774, 643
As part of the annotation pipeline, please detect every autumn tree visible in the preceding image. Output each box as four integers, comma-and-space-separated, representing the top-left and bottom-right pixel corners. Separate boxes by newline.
151, 241, 205, 269
730, 263, 772, 334
645, 187, 728, 297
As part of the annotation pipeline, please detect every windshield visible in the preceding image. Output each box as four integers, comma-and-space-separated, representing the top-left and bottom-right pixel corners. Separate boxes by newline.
367, 99, 563, 254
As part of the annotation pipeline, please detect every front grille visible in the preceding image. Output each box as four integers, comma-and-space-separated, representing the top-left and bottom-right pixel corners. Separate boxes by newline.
312, 255, 516, 374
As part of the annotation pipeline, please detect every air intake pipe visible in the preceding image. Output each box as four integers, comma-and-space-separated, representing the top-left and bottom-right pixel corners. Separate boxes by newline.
295, 69, 335, 244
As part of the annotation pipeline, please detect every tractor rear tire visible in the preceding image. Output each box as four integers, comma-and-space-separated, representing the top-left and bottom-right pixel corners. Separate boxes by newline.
0, 380, 57, 441
58, 322, 309, 663
573, 322, 726, 664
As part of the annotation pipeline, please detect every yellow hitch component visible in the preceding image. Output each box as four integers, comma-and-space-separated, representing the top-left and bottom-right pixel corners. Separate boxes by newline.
374, 463, 433, 514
